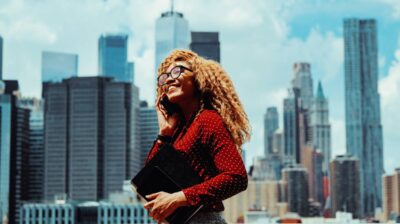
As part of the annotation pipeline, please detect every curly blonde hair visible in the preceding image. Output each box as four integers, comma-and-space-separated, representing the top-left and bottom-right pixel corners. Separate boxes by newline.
156, 49, 251, 151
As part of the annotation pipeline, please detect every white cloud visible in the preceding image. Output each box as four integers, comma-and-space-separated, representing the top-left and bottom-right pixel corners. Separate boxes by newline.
379, 55, 386, 70
380, 51, 400, 108
379, 49, 400, 173
330, 118, 346, 157
382, 0, 400, 19
7, 18, 57, 44
134, 48, 156, 103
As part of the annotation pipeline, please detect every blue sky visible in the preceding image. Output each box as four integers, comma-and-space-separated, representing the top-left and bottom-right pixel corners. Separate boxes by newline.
0, 0, 399, 173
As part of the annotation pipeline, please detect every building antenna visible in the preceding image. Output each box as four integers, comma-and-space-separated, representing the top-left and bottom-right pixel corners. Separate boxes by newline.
170, 0, 174, 13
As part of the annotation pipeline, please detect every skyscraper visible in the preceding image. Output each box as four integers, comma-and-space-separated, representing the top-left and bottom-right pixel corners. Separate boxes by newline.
138, 101, 159, 170
292, 63, 314, 110
0, 35, 3, 79
17, 98, 44, 202
98, 34, 131, 82
42, 81, 68, 201
272, 128, 284, 156
41, 51, 78, 82
102, 80, 132, 199
382, 168, 400, 221
155, 6, 190, 71
344, 18, 384, 215
250, 156, 269, 181
281, 165, 309, 216
190, 31, 220, 62
283, 88, 300, 164
309, 81, 331, 175
301, 146, 324, 207
0, 80, 30, 224
264, 107, 279, 157
330, 154, 361, 218
127, 61, 135, 83
129, 85, 141, 177
43, 77, 133, 201
292, 63, 314, 152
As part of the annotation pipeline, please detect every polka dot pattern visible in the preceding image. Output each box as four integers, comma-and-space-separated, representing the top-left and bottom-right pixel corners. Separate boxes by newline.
145, 109, 248, 212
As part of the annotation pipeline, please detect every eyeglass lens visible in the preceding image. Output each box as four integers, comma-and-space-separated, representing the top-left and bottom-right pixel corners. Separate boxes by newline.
158, 66, 182, 86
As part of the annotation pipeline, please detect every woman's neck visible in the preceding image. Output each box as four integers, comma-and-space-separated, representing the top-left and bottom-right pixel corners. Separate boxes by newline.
178, 98, 201, 123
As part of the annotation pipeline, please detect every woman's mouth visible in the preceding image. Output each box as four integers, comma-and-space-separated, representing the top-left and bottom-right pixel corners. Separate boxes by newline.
168, 85, 179, 92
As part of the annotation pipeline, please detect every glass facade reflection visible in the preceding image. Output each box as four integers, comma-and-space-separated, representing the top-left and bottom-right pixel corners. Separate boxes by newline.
0, 94, 11, 223
42, 51, 78, 83
98, 34, 130, 82
155, 11, 190, 71
344, 18, 384, 216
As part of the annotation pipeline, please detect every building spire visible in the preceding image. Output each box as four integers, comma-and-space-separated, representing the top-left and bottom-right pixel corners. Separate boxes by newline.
170, 0, 174, 13
316, 80, 325, 99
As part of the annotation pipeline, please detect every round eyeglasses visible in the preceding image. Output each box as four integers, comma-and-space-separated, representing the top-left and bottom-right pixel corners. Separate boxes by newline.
157, 65, 193, 86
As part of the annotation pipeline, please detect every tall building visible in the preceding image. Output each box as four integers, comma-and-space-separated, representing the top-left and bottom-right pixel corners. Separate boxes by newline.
283, 88, 300, 164
298, 107, 309, 161
190, 31, 220, 62
343, 18, 384, 215
250, 157, 268, 181
281, 165, 309, 216
0, 35, 3, 79
42, 77, 133, 202
250, 156, 283, 182
129, 85, 141, 177
155, 6, 190, 71
272, 128, 284, 156
223, 180, 281, 223
102, 79, 132, 199
41, 51, 78, 82
42, 81, 68, 201
127, 61, 135, 84
264, 107, 279, 157
292, 63, 314, 110
301, 146, 324, 207
292, 63, 314, 151
98, 34, 131, 82
309, 81, 331, 175
17, 98, 44, 202
138, 101, 159, 170
330, 154, 361, 218
382, 168, 400, 221
0, 81, 30, 224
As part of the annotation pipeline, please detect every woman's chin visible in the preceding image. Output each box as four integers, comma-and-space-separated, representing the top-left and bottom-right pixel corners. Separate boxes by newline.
166, 93, 180, 103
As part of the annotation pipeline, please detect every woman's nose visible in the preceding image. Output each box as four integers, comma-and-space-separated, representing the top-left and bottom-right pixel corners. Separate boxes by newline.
165, 75, 176, 85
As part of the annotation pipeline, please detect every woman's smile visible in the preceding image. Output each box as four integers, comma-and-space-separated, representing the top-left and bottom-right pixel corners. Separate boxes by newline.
168, 85, 178, 92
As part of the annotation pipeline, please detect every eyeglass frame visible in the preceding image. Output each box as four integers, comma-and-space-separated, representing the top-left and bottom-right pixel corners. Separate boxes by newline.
157, 65, 193, 86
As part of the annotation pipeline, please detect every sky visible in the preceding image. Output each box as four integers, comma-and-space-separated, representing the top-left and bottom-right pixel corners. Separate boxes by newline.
0, 0, 399, 173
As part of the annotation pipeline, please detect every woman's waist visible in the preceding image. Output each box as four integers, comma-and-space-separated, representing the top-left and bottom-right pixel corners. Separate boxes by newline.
199, 201, 224, 212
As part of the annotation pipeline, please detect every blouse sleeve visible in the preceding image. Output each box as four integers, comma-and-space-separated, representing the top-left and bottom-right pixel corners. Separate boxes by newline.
182, 112, 248, 206
145, 140, 161, 165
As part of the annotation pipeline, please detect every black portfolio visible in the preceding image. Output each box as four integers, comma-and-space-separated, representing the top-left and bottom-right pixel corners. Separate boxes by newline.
131, 144, 204, 224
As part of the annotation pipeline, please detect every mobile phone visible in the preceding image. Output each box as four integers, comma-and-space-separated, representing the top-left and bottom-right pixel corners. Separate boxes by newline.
160, 95, 179, 116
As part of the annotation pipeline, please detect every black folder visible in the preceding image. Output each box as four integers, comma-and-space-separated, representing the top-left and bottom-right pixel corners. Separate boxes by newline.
131, 144, 204, 224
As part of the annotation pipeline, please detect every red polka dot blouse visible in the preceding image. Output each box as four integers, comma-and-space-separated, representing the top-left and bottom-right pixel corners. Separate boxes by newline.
145, 109, 248, 212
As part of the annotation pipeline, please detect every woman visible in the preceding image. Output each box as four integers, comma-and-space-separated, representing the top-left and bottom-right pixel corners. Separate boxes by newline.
143, 49, 251, 224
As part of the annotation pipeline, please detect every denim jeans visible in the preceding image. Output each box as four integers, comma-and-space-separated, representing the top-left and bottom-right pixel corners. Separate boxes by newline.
187, 211, 227, 224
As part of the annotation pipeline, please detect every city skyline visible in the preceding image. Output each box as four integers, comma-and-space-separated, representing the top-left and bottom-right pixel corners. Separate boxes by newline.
0, 0, 399, 173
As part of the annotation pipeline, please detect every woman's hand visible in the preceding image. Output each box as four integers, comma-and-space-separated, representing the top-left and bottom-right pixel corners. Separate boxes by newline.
156, 94, 180, 137
144, 191, 188, 223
